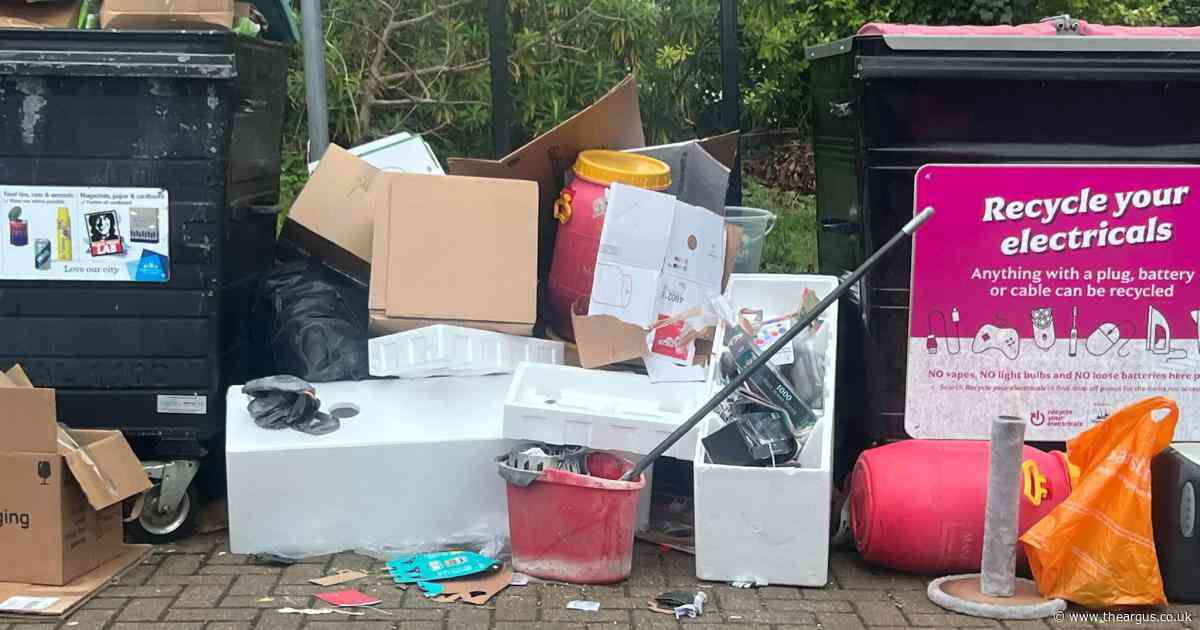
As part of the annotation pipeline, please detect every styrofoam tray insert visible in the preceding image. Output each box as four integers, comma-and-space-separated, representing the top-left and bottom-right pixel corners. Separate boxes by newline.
503, 362, 706, 460
369, 324, 564, 378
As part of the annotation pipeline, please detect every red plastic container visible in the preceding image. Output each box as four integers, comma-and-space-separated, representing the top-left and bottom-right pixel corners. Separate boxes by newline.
547, 150, 670, 340
503, 452, 645, 584
850, 439, 1073, 575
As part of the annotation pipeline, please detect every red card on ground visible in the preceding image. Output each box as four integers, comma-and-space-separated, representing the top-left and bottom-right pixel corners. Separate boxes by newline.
314, 589, 380, 607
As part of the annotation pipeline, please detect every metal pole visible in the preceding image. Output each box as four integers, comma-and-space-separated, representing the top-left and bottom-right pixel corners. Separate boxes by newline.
488, 0, 513, 157
719, 0, 741, 205
622, 207, 935, 481
301, 0, 330, 161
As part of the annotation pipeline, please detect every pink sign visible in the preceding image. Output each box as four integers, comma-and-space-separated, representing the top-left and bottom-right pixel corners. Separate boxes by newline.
906, 164, 1200, 440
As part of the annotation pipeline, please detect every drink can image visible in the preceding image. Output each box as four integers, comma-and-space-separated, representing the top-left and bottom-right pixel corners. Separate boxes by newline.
34, 238, 51, 270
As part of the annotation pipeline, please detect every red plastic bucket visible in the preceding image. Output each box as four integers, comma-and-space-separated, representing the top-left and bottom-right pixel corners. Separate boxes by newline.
850, 439, 1072, 575
501, 451, 645, 584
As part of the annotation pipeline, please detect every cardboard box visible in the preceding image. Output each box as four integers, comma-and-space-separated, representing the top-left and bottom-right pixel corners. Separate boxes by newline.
0, 0, 78, 28
100, 0, 234, 29
307, 132, 443, 176
0, 365, 151, 586
284, 145, 539, 336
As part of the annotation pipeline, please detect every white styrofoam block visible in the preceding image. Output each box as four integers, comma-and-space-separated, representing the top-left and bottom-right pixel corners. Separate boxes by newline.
226, 376, 517, 558
694, 273, 839, 587
503, 363, 706, 460
369, 324, 564, 378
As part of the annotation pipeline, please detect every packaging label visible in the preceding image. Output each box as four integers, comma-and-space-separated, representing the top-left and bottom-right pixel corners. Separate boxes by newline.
906, 165, 1200, 440
0, 596, 59, 612
157, 395, 207, 415
1, 186, 169, 282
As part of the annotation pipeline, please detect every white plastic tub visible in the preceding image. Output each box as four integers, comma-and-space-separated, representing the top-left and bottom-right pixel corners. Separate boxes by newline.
503, 362, 707, 460
226, 376, 517, 558
368, 324, 563, 378
693, 273, 839, 587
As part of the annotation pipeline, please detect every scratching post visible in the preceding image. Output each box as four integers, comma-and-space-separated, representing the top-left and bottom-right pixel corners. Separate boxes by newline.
981, 416, 1022, 596
926, 416, 1066, 620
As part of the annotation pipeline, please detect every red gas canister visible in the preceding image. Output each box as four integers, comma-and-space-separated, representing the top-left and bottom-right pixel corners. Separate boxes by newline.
850, 439, 1073, 575
547, 150, 670, 340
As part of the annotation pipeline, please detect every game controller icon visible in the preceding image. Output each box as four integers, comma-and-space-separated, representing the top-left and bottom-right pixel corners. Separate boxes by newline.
972, 324, 1020, 360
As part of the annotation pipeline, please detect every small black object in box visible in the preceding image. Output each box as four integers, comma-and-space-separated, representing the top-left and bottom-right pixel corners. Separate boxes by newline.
1152, 444, 1200, 603
703, 407, 797, 467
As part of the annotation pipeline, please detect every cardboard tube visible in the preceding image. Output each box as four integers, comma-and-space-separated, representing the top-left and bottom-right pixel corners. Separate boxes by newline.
980, 415, 1025, 597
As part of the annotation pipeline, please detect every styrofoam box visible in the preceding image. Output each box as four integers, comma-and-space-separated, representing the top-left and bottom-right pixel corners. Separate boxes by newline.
694, 273, 839, 587
503, 362, 707, 460
369, 324, 564, 378
226, 376, 518, 557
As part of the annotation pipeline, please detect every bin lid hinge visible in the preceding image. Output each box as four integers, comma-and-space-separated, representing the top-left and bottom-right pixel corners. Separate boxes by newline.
1041, 14, 1082, 36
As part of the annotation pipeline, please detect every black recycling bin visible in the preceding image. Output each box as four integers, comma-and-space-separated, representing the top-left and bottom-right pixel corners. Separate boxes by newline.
808, 27, 1200, 442
0, 31, 289, 464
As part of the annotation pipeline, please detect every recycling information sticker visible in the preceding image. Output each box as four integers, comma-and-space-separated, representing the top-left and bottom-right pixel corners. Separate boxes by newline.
0, 185, 169, 282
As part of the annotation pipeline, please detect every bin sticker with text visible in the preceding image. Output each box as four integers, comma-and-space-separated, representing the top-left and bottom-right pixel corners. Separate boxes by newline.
906, 164, 1200, 440
1, 186, 169, 282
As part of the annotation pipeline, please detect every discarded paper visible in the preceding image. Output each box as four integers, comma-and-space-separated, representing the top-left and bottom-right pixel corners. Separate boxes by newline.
277, 607, 363, 616
566, 600, 601, 612
310, 570, 369, 587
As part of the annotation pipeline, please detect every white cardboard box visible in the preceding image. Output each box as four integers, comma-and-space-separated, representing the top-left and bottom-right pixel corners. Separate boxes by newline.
308, 132, 443, 175
503, 362, 706, 460
226, 376, 516, 558
693, 273, 839, 587
369, 325, 564, 378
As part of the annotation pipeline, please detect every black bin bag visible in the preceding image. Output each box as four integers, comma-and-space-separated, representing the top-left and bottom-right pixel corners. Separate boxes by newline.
255, 262, 369, 382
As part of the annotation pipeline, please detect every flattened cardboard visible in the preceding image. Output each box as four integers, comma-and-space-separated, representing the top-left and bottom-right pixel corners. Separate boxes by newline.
282, 144, 385, 283
368, 314, 531, 337
569, 223, 738, 368
0, 0, 79, 28
626, 139, 732, 215
309, 570, 368, 587
100, 0, 234, 28
428, 566, 512, 606
448, 76, 646, 275
379, 173, 537, 328
0, 545, 151, 620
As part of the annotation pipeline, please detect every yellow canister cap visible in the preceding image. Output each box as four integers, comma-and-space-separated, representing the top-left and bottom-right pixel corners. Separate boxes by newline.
573, 150, 671, 190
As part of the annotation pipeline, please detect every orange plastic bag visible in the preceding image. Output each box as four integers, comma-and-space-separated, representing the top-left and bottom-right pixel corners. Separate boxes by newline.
1020, 397, 1178, 608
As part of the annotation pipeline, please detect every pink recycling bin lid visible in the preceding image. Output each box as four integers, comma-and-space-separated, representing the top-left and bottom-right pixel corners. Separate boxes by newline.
806, 17, 1200, 60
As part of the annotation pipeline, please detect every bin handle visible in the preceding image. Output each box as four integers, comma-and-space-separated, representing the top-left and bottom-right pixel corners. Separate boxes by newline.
247, 204, 282, 216
763, 213, 777, 237
820, 219, 861, 235
1023, 459, 1049, 506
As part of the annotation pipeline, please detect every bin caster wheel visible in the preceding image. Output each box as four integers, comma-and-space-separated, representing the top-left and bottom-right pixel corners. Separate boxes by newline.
127, 484, 199, 543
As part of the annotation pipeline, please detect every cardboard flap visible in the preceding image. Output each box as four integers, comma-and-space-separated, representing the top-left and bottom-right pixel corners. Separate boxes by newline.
571, 312, 649, 368
448, 76, 646, 275
60, 431, 151, 510
285, 144, 384, 264
384, 174, 538, 324
697, 131, 740, 170
0, 364, 57, 453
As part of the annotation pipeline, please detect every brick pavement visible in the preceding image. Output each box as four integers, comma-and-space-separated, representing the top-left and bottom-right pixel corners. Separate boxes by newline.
8, 531, 1200, 630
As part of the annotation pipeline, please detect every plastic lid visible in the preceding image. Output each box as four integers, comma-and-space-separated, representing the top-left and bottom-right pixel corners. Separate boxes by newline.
573, 150, 671, 190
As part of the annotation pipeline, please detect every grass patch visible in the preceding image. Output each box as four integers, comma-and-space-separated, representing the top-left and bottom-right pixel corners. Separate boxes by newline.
742, 177, 818, 274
